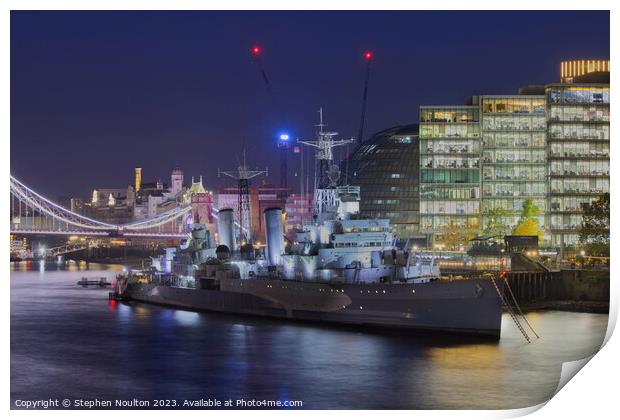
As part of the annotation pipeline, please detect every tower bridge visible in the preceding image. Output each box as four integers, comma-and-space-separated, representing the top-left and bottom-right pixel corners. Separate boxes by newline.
10, 175, 192, 239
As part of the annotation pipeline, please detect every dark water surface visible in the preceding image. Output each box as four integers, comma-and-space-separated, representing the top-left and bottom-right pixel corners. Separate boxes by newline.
11, 262, 608, 409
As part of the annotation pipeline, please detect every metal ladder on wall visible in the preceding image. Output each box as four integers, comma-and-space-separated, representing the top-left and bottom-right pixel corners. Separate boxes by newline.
491, 274, 540, 343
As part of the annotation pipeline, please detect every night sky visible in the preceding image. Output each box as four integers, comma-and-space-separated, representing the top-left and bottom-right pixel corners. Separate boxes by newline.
11, 10, 609, 200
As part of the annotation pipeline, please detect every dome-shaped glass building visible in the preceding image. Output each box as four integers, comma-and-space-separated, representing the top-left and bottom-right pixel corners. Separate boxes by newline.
344, 124, 424, 245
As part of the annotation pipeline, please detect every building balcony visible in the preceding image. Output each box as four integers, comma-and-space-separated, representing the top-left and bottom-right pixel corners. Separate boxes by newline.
551, 189, 607, 196
423, 162, 480, 169
550, 171, 609, 177
482, 159, 546, 164
549, 135, 609, 141
485, 175, 546, 181
483, 191, 546, 198
548, 116, 610, 123
548, 153, 609, 160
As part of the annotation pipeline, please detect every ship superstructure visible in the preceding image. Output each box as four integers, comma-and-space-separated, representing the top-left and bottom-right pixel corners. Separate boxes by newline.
117, 110, 503, 337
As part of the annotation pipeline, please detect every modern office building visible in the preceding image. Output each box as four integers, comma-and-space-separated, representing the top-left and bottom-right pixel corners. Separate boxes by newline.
345, 124, 423, 242
418, 107, 481, 245
415, 61, 609, 250
547, 81, 610, 251
480, 95, 548, 232
342, 59, 610, 251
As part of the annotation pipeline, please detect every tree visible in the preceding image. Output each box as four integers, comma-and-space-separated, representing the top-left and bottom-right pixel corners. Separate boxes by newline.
579, 193, 610, 257
517, 198, 541, 224
512, 198, 544, 242
438, 220, 480, 251
482, 208, 512, 238
513, 219, 544, 240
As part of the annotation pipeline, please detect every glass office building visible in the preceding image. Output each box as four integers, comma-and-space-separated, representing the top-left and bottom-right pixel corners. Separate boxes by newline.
419, 106, 481, 245
346, 124, 423, 241
480, 96, 548, 231
348, 60, 610, 251
547, 83, 610, 249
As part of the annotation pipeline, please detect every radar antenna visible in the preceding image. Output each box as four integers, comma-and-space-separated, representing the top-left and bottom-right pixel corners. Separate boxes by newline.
298, 108, 355, 215
218, 149, 268, 245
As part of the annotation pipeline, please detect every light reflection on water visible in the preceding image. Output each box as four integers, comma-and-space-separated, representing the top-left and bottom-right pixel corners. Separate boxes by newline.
10, 262, 608, 409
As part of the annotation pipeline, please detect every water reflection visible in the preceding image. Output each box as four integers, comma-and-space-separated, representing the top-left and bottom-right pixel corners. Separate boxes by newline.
10, 264, 608, 409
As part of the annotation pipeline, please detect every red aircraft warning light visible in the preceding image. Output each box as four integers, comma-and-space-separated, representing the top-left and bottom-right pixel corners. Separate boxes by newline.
364, 51, 373, 61
252, 46, 261, 56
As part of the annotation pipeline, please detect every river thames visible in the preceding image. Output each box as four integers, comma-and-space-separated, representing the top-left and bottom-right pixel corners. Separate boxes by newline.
10, 262, 608, 409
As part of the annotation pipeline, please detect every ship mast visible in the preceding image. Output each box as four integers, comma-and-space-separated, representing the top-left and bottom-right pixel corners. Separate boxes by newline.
298, 108, 355, 215
218, 149, 268, 245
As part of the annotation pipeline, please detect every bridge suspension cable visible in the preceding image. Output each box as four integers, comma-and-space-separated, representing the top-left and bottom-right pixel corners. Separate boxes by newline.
10, 176, 116, 230
10, 175, 193, 238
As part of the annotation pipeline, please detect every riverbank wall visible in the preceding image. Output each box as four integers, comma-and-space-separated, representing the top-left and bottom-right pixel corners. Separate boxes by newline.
506, 269, 609, 313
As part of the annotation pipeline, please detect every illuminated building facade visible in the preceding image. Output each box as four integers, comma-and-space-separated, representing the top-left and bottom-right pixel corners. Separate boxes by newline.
419, 107, 481, 245
284, 193, 314, 239
547, 83, 610, 250
480, 96, 548, 231
560, 60, 610, 83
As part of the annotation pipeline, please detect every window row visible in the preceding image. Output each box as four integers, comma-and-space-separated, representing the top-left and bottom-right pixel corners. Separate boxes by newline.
548, 88, 609, 105
550, 215, 584, 231
482, 150, 546, 164
420, 215, 480, 230
483, 166, 546, 181
482, 116, 546, 131
549, 106, 609, 123
420, 169, 480, 184
422, 157, 480, 169
550, 196, 597, 212
482, 132, 546, 149
420, 108, 479, 123
420, 201, 479, 215
420, 186, 479, 200
550, 142, 609, 158
549, 124, 609, 140
421, 139, 480, 154
550, 161, 609, 177
482, 98, 545, 114
419, 124, 480, 139
369, 199, 401, 205
551, 234, 580, 246
550, 178, 609, 195
482, 199, 546, 213
482, 182, 547, 197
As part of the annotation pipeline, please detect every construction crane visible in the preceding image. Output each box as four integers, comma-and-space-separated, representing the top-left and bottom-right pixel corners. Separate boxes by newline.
251, 44, 280, 118
357, 50, 374, 144
218, 150, 268, 245
250, 44, 290, 197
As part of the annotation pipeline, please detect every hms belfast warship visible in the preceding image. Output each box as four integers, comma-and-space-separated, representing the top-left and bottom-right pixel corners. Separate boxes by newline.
117, 110, 504, 337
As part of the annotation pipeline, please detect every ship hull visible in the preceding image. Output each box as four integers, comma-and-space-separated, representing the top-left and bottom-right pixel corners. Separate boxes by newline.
122, 278, 503, 337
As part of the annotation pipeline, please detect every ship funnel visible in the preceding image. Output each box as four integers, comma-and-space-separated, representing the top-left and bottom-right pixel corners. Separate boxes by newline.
264, 207, 284, 266
217, 208, 236, 251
